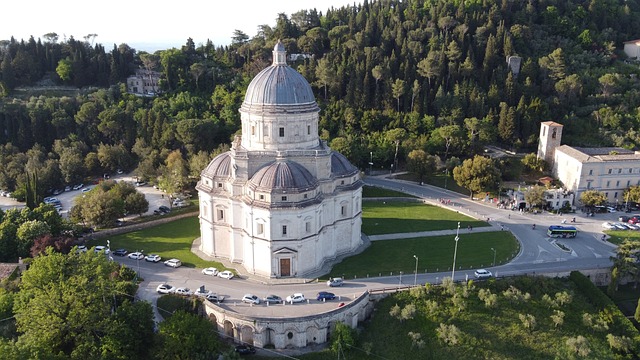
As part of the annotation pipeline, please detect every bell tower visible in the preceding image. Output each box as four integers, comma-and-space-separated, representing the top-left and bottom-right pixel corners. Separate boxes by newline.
537, 121, 563, 168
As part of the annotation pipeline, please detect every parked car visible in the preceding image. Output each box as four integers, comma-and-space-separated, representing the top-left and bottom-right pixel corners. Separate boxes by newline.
117, 169, 124, 174
205, 293, 225, 303
72, 183, 84, 190
64, 185, 72, 192
113, 248, 128, 256
75, 245, 87, 253
286, 293, 306, 303
173, 200, 188, 207
263, 294, 282, 304
629, 216, 640, 224
202, 267, 219, 276
626, 223, 640, 230
164, 258, 182, 268
135, 181, 147, 187
474, 269, 493, 279
218, 270, 234, 279
607, 206, 617, 213
128, 252, 144, 260
602, 222, 616, 230
43, 197, 58, 204
316, 291, 336, 301
174, 287, 192, 296
52, 189, 63, 195
327, 277, 344, 287
156, 284, 175, 294
619, 215, 630, 222
94, 246, 110, 254
81, 187, 92, 193
145, 254, 162, 263
235, 345, 256, 355
159, 205, 171, 213
242, 294, 261, 305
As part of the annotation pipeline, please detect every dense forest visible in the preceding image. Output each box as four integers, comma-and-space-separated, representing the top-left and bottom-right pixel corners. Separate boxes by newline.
2, 0, 640, 198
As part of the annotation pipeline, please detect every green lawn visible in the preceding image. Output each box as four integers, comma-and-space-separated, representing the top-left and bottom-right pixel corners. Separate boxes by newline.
604, 229, 640, 245
362, 185, 416, 198
362, 201, 488, 235
328, 231, 519, 279
86, 216, 231, 270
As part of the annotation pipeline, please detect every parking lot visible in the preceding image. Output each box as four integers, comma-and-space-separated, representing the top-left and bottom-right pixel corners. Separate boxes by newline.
0, 172, 176, 219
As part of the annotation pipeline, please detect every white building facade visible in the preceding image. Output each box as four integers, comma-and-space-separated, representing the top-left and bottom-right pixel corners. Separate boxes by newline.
538, 121, 640, 204
197, 42, 363, 279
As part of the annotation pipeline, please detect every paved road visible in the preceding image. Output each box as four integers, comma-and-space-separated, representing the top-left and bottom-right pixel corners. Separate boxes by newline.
3, 173, 623, 320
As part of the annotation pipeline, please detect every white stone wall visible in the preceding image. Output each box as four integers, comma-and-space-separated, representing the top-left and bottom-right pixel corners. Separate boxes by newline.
203, 291, 374, 349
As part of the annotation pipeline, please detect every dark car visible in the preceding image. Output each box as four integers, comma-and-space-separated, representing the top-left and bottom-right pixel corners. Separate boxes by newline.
316, 291, 336, 301
159, 205, 171, 213
235, 345, 256, 355
113, 248, 127, 256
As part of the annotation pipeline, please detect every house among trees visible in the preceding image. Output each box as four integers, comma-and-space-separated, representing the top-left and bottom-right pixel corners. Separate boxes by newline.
623, 39, 640, 60
126, 69, 160, 96
538, 121, 640, 205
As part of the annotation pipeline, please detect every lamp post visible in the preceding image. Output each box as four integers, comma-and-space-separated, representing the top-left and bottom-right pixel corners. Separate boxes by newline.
413, 255, 419, 285
491, 247, 496, 267
369, 152, 373, 175
451, 222, 460, 281
137, 250, 143, 274
107, 239, 112, 261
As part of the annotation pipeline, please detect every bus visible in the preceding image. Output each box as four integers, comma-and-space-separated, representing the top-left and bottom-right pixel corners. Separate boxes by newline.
547, 225, 577, 238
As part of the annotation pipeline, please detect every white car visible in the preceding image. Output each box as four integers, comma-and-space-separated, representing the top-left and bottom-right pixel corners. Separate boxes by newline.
602, 222, 616, 230
128, 252, 144, 260
75, 245, 87, 253
217, 270, 234, 279
164, 258, 182, 268
81, 187, 92, 193
72, 183, 84, 190
242, 294, 260, 305
474, 269, 493, 279
145, 254, 161, 263
286, 293, 306, 303
174, 287, 192, 296
205, 293, 225, 303
156, 284, 175, 294
327, 277, 344, 287
94, 246, 110, 254
201, 267, 219, 276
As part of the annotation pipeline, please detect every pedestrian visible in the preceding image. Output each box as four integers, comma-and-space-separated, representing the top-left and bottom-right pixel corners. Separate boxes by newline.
161, 194, 164, 199
500, 225, 504, 231
470, 225, 473, 231
467, 225, 471, 231
508, 214, 510, 219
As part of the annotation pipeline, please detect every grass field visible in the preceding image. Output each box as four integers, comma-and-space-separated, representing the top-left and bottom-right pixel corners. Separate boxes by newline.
362, 185, 416, 198
362, 200, 488, 235
604, 229, 640, 245
328, 231, 519, 279
86, 216, 231, 270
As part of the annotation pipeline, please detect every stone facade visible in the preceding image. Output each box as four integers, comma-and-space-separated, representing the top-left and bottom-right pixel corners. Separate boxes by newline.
203, 292, 374, 349
197, 42, 363, 279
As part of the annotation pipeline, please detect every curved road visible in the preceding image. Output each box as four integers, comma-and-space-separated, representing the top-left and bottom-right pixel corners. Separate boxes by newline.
109, 174, 620, 321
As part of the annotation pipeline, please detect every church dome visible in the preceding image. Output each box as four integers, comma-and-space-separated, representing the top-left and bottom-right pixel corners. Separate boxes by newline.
331, 152, 359, 177
201, 152, 231, 178
240, 41, 318, 112
249, 160, 318, 193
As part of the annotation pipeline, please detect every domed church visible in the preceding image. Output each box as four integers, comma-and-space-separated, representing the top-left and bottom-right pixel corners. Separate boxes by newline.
197, 41, 363, 278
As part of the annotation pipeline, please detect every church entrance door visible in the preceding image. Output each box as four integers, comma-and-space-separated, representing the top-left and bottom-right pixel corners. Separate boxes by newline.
280, 258, 291, 277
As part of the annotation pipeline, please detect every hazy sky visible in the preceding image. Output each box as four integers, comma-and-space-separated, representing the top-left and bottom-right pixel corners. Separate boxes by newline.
4, 0, 359, 52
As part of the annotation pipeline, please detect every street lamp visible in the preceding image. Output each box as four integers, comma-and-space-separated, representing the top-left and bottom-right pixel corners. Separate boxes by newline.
369, 152, 373, 175
451, 222, 460, 281
413, 255, 419, 285
491, 247, 496, 267
137, 250, 143, 273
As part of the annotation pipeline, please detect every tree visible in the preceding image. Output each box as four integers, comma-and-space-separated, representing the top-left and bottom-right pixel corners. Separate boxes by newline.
154, 311, 220, 360
124, 191, 149, 216
13, 249, 148, 359
315, 57, 336, 100
56, 58, 73, 82
386, 128, 407, 172
524, 185, 547, 209
392, 79, 406, 111
453, 155, 500, 199
635, 298, 640, 323
406, 150, 437, 184
565, 335, 591, 358
436, 323, 460, 346
579, 190, 607, 209
330, 322, 355, 355
522, 153, 546, 172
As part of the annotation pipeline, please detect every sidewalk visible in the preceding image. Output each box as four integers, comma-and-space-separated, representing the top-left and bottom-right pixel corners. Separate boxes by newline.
368, 224, 499, 241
